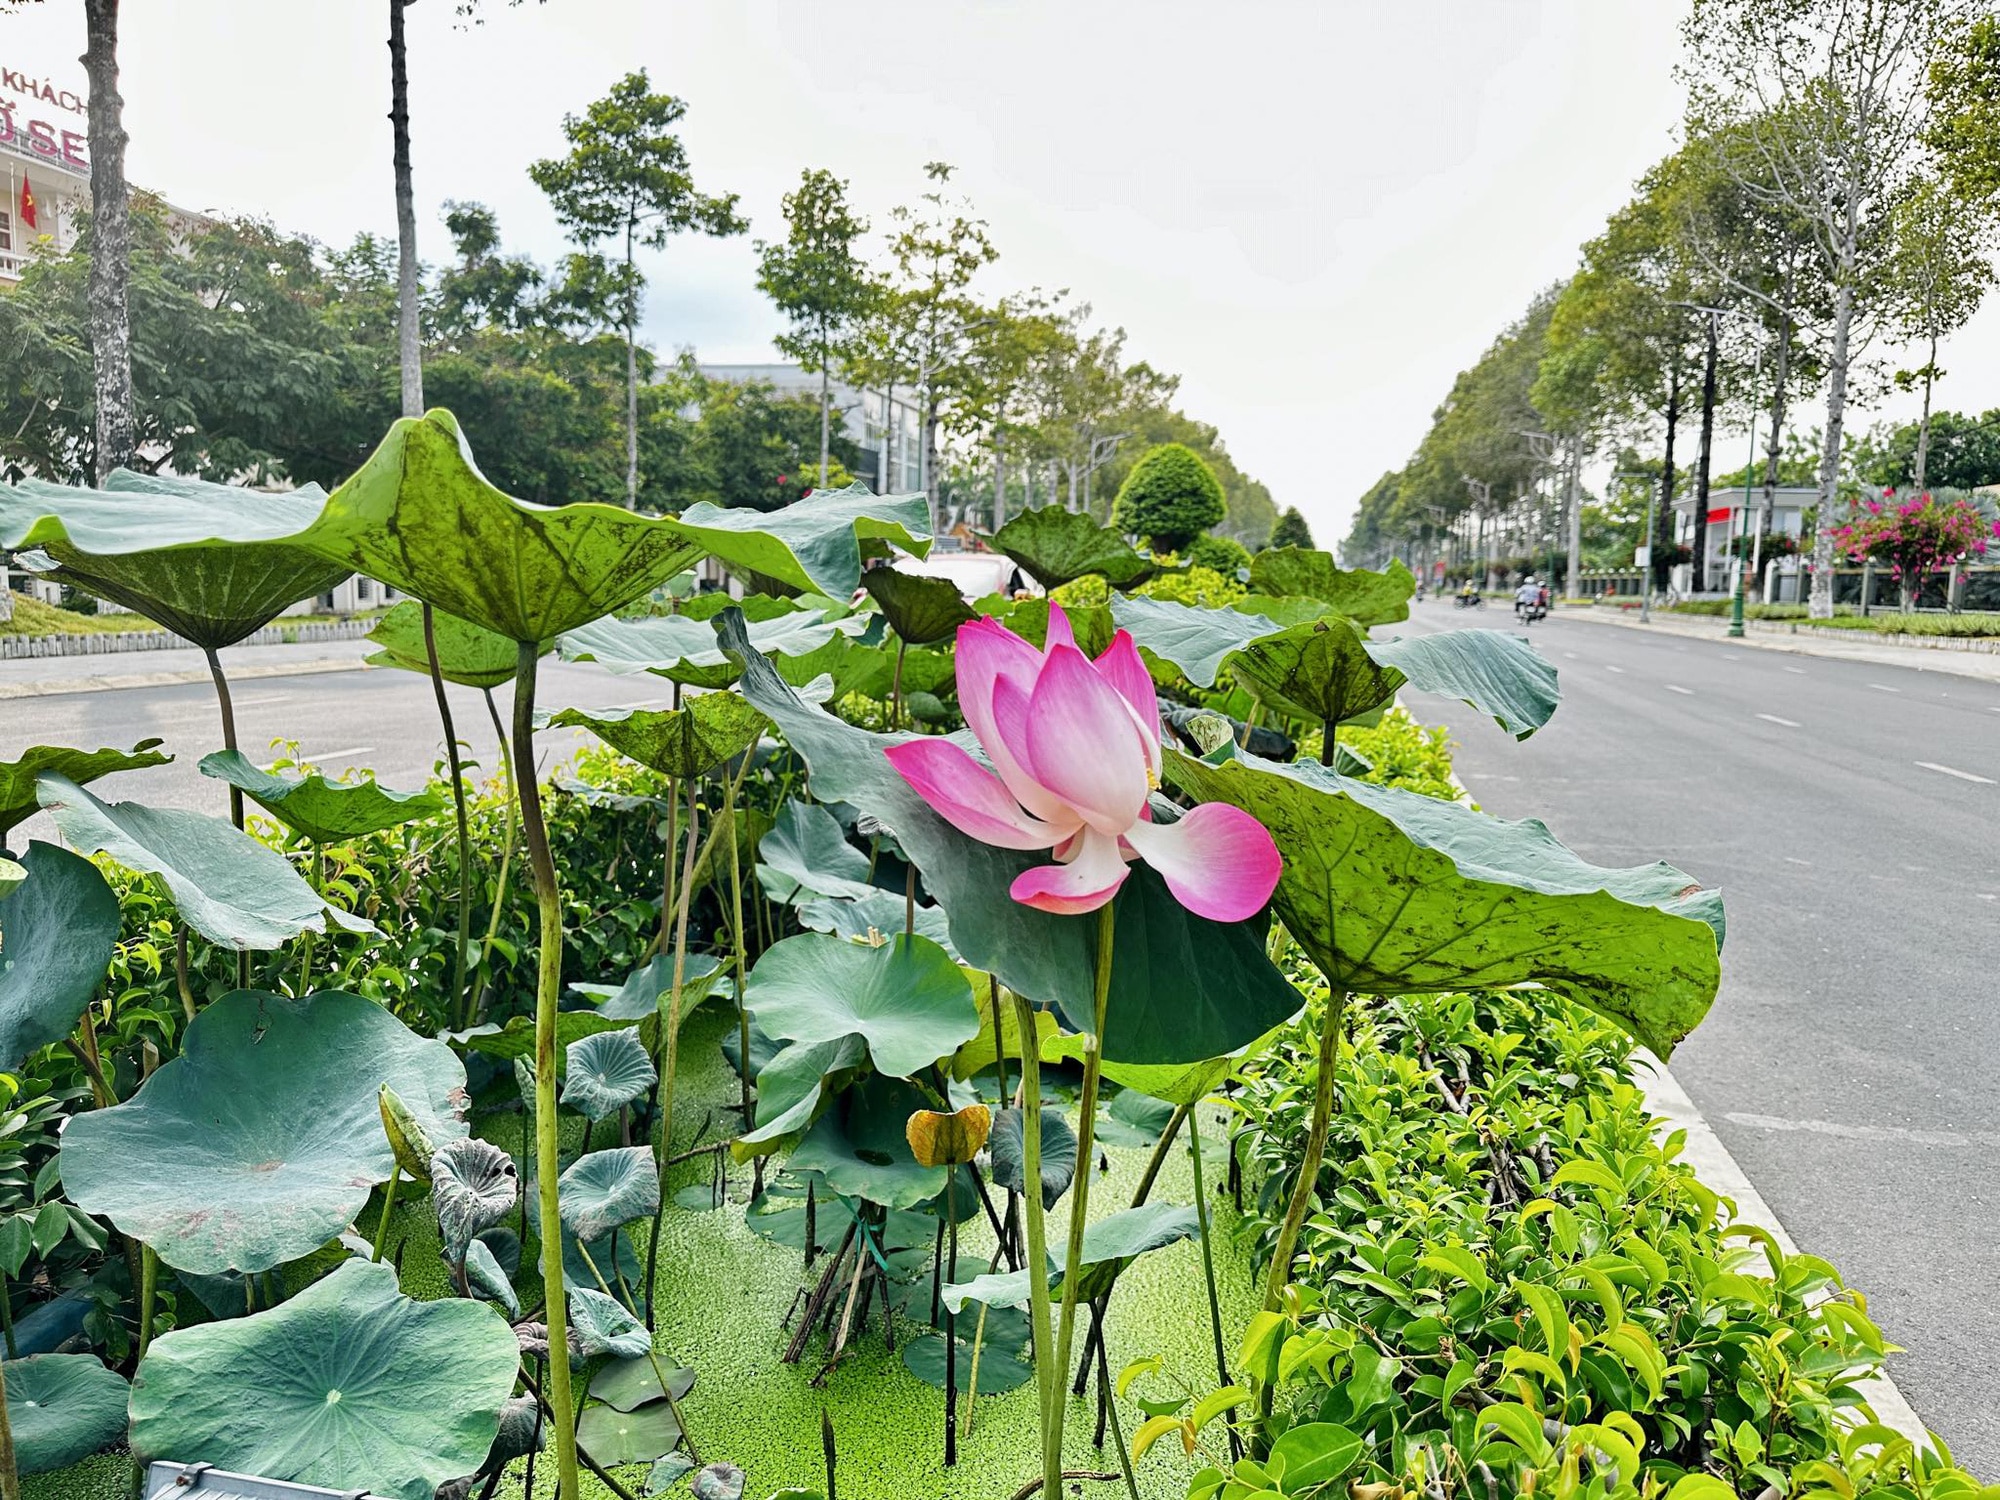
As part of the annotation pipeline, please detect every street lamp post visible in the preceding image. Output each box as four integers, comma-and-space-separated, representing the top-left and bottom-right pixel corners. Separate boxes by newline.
1727, 341, 1766, 639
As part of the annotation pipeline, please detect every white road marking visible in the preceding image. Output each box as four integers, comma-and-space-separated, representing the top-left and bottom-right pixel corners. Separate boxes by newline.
1755, 713, 1800, 727
1725, 1110, 2000, 1150
1867, 682, 1900, 694
233, 694, 292, 707
1665, 684, 1694, 696
1783, 667, 1806, 675
1562, 652, 1580, 660
1784, 857, 1811, 866
1981, 894, 1998, 902
305, 746, 374, 763
1605, 665, 1625, 674
1916, 760, 1996, 785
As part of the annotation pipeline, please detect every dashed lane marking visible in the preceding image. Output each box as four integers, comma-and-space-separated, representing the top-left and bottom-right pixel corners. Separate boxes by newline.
1666, 684, 1694, 695
1605, 665, 1625, 674
1867, 683, 1901, 693
1915, 760, 1996, 785
304, 746, 375, 763
1755, 713, 1800, 727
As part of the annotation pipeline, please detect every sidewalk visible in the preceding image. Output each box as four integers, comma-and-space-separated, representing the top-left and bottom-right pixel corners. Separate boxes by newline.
1560, 605, 2000, 685
0, 638, 377, 699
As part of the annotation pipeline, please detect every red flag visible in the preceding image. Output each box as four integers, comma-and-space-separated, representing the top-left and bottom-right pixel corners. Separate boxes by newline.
18, 173, 36, 231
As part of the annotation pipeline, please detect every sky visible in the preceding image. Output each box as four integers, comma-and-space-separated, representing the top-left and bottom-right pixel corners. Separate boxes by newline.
3, 2, 1990, 542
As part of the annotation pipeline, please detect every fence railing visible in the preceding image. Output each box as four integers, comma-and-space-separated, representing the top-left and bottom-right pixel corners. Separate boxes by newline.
0, 617, 377, 661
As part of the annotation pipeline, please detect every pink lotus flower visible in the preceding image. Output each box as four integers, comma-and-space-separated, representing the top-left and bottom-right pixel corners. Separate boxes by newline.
884, 604, 1282, 920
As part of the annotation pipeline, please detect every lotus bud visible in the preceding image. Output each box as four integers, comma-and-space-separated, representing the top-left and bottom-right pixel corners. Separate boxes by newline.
379, 1083, 436, 1183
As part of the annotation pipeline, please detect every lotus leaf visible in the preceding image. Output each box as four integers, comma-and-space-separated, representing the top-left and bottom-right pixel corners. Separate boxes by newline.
582, 953, 732, 1024
1366, 628, 1559, 740
902, 1327, 1034, 1394
61, 990, 469, 1273
693, 1461, 747, 1500
0, 741, 170, 845
541, 695, 766, 780
0, 472, 348, 648
2, 1353, 128, 1473
862, 566, 977, 645
577, 1400, 682, 1467
562, 1031, 657, 1121
978, 595, 1117, 656
942, 1203, 1201, 1313
303, 412, 931, 641
988, 504, 1156, 590
378, 1083, 438, 1182
756, 799, 876, 903
480, 1395, 544, 1475
1229, 615, 1406, 726
740, 1034, 868, 1148
718, 609, 1302, 1065
127, 1256, 521, 1500
1164, 742, 1724, 1056
907, 1103, 991, 1167
747, 933, 978, 1080
460, 1009, 633, 1068
592, 1358, 694, 1414
1109, 595, 1281, 688
568, 1285, 651, 1358
648, 1454, 698, 1494
0, 858, 20, 899
462, 1237, 520, 1318
0, 842, 120, 1069
199, 750, 443, 843
1095, 1089, 1177, 1148
433, 1138, 520, 1262
989, 1106, 1077, 1210
365, 599, 536, 689
794, 887, 959, 956
1247, 548, 1414, 626
563, 1227, 642, 1293
1044, 1028, 1277, 1107
36, 775, 373, 950
558, 1147, 660, 1243
788, 1077, 945, 1209
559, 607, 861, 686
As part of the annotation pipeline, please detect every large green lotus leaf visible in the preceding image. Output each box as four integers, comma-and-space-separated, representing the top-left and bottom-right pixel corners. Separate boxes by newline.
562, 1031, 657, 1122
304, 413, 931, 642
1164, 743, 1724, 1057
0, 843, 119, 1069
788, 1076, 945, 1209
60, 990, 469, 1273
1044, 1026, 1281, 1106
127, 1256, 519, 1500
364, 599, 539, 689
717, 609, 1302, 1066
977, 595, 1118, 657
578, 1399, 683, 1468
541, 695, 765, 780
989, 1105, 1077, 1210
1109, 595, 1281, 689
3, 1353, 128, 1474
740, 1034, 868, 1148
36, 775, 373, 950
2, 472, 348, 649
757, 799, 876, 904
198, 750, 444, 843
861, 566, 976, 646
1229, 615, 1406, 725
567, 1285, 651, 1358
592, 1357, 695, 1414
746, 933, 978, 1080
1367, 629, 1559, 740
559, 607, 861, 687
1247, 548, 1414, 627
988, 505, 1156, 590
558, 1146, 660, 1243
793, 888, 959, 957
0, 741, 169, 845
942, 1203, 1200, 1313
581, 953, 732, 1024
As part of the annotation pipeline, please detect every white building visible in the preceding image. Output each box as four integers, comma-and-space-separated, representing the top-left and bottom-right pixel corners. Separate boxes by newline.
1673, 484, 1812, 592
697, 363, 923, 495
0, 60, 92, 282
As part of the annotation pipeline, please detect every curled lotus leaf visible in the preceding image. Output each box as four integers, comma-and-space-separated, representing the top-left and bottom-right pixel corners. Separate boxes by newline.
988, 504, 1156, 591
989, 1106, 1078, 1211
1246, 547, 1414, 627
432, 1137, 520, 1262
127, 1256, 520, 1500
378, 1084, 437, 1183
906, 1103, 992, 1168
558, 1146, 660, 1244
756, 799, 875, 904
559, 607, 862, 687
692, 1462, 748, 1500
647, 1454, 698, 1495
0, 842, 120, 1071
461, 1237, 519, 1319
60, 990, 468, 1275
480, 1395, 543, 1475
1228, 615, 1405, 726
567, 1284, 651, 1359
541, 694, 766, 781
36, 774, 374, 951
562, 1029, 657, 1122
199, 750, 444, 843
861, 566, 976, 645
0, 741, 169, 844
365, 599, 540, 690
0, 471, 347, 649
2, 1353, 129, 1474
942, 1203, 1200, 1314
738, 1035, 868, 1153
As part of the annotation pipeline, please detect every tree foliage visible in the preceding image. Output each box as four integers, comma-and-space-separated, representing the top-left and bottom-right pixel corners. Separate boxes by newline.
1111, 442, 1227, 550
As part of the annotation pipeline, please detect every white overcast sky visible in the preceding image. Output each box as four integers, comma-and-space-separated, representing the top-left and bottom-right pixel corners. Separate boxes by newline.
5, 1, 1991, 539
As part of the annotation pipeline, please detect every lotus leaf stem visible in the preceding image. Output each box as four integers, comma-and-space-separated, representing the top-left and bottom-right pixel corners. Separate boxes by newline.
1093, 1295, 1141, 1500
962, 1299, 988, 1441
1127, 1102, 1191, 1209
1187, 1105, 1241, 1461
1011, 989, 1059, 1500
417, 604, 477, 1031
0, 1276, 13, 1360
135, 1244, 158, 1362
371, 1164, 402, 1263
463, 687, 517, 1026
513, 640, 579, 1500
574, 1238, 700, 1463
201, 644, 249, 989
943, 1164, 960, 1467
173, 924, 195, 1024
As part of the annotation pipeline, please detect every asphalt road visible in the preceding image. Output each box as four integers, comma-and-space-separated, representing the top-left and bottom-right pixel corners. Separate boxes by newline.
1398, 601, 2000, 1471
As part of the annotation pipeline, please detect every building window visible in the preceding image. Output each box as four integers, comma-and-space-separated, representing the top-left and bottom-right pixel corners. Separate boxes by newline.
0, 209, 11, 254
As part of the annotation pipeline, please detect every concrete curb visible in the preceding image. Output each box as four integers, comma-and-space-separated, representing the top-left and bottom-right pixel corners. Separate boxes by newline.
1555, 606, 2000, 685
0, 656, 373, 701
1634, 1053, 1927, 1443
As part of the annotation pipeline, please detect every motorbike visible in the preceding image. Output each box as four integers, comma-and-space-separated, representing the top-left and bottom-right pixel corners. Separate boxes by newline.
1453, 590, 1484, 610
1515, 597, 1547, 624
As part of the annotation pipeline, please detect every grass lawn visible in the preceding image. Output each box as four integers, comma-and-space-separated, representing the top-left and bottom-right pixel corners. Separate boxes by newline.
32, 1006, 1254, 1500
0, 596, 164, 636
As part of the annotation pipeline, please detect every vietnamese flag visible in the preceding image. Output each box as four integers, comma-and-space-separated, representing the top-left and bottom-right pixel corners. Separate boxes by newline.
18, 173, 35, 231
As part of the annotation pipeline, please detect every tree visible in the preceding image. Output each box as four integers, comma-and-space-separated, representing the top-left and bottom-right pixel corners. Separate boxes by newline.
1683, 0, 1973, 616
1855, 409, 2000, 490
80, 0, 134, 481
1830, 490, 1994, 610
531, 72, 745, 506
755, 169, 876, 490
1270, 506, 1315, 550
1112, 441, 1226, 550
387, 0, 424, 418
1883, 173, 1996, 492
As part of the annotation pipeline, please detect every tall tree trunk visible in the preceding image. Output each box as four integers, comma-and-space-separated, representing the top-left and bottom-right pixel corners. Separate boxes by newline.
1690, 315, 1719, 594
921, 388, 939, 529
1810, 276, 1856, 620
82, 0, 134, 482
1563, 436, 1583, 600
1760, 309, 1792, 558
623, 223, 639, 507
992, 430, 1006, 531
818, 336, 831, 490
1656, 363, 1682, 595
1913, 331, 1937, 494
878, 380, 895, 494
388, 0, 423, 420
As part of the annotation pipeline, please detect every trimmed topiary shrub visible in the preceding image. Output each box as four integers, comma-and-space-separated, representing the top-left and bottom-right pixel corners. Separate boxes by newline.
1269, 504, 1314, 550
1185, 532, 1251, 575
1111, 442, 1226, 550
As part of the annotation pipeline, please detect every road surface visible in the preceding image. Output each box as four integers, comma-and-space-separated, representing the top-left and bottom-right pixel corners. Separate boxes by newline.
1399, 602, 2000, 1471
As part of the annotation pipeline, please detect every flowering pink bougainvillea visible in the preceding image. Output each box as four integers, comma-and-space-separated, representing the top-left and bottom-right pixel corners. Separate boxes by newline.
884, 603, 1282, 919
1829, 491, 1995, 604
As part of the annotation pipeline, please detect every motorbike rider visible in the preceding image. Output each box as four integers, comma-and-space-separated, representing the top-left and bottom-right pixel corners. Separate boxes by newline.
1457, 578, 1481, 604
1514, 575, 1541, 619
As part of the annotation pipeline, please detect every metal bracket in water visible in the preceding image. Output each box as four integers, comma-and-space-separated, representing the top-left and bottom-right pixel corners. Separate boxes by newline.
143, 1461, 387, 1500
